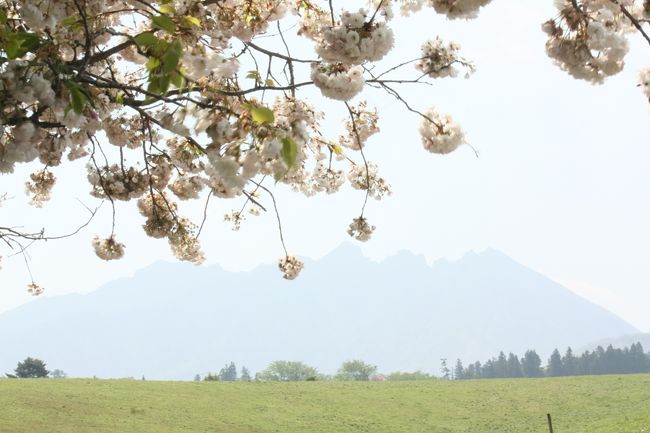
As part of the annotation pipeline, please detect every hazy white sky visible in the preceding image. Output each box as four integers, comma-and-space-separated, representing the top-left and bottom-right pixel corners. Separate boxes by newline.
1, 1, 649, 331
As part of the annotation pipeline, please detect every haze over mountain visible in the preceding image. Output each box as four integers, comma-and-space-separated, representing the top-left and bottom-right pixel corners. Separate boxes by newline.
0, 246, 637, 380
581, 333, 650, 353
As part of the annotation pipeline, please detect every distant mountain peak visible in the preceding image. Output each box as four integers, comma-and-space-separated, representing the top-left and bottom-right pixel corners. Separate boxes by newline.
326, 241, 363, 258
0, 246, 637, 380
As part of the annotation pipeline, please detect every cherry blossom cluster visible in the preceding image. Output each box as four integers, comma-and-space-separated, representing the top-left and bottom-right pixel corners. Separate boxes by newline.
314, 9, 395, 64
368, 0, 493, 19
224, 210, 245, 231
340, 101, 380, 150
542, 0, 642, 84
347, 162, 392, 200
92, 236, 126, 261
416, 37, 475, 79
278, 255, 304, 280
419, 109, 466, 154
347, 216, 376, 242
25, 170, 56, 207
311, 63, 366, 101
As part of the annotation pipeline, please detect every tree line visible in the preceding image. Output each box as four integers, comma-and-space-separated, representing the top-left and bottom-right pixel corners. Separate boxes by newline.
453, 343, 650, 380
8, 343, 649, 381
199, 360, 384, 382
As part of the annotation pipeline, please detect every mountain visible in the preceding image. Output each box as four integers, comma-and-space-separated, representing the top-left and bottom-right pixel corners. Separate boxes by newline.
581, 333, 650, 353
0, 246, 637, 380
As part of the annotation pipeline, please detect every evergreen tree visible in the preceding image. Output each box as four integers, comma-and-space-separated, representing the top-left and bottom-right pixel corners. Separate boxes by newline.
14, 357, 49, 378
506, 353, 523, 378
494, 352, 508, 378
218, 362, 238, 381
630, 343, 649, 373
521, 350, 543, 377
240, 366, 252, 381
453, 359, 465, 380
562, 347, 577, 376
465, 363, 476, 379
473, 362, 482, 379
482, 359, 496, 379
547, 348, 564, 376
440, 359, 450, 380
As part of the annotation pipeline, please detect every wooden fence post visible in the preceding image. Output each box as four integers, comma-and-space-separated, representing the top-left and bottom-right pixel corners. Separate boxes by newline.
547, 413, 554, 433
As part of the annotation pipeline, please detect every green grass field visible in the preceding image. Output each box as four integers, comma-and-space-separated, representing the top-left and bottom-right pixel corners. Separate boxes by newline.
1, 375, 649, 433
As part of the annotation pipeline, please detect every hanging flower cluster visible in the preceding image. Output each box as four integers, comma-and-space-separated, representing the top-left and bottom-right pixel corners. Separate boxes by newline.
543, 0, 636, 84
311, 63, 366, 101
278, 255, 304, 280
416, 37, 476, 79
314, 8, 395, 64
347, 216, 376, 242
25, 170, 56, 207
419, 109, 466, 154
92, 236, 126, 261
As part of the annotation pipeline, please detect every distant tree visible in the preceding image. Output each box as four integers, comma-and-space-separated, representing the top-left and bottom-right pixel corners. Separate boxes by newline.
50, 369, 67, 379
336, 360, 378, 381
547, 349, 564, 377
506, 353, 522, 378
521, 350, 543, 378
14, 357, 49, 378
387, 371, 434, 381
464, 363, 476, 379
258, 361, 318, 382
472, 361, 482, 379
219, 362, 238, 381
630, 343, 649, 373
193, 374, 201, 382
203, 372, 219, 381
562, 347, 577, 376
240, 366, 252, 381
439, 359, 450, 380
495, 352, 508, 378
481, 359, 496, 379
453, 359, 465, 380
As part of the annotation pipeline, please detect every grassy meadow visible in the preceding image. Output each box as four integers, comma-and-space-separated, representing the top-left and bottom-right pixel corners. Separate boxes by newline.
1, 375, 649, 433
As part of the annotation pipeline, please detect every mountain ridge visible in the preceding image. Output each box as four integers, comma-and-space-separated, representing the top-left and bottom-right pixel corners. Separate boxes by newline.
0, 246, 637, 379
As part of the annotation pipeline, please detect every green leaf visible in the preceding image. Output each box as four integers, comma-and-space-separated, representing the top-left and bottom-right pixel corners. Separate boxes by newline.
162, 39, 182, 73
265, 78, 276, 87
134, 32, 159, 48
183, 16, 201, 27
152, 15, 175, 34
66, 82, 88, 114
170, 71, 184, 89
159, 4, 176, 14
0, 8, 9, 25
145, 56, 161, 71
5, 32, 41, 59
281, 137, 298, 169
250, 106, 274, 125
274, 171, 285, 183
61, 15, 79, 27
246, 70, 260, 81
